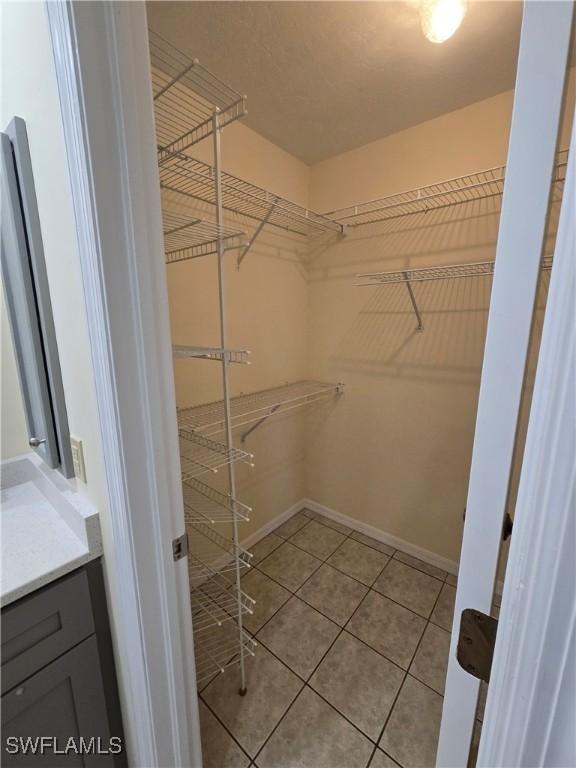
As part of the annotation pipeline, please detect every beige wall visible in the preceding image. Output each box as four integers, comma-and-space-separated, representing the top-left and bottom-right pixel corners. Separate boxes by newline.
1, 295, 29, 458
166, 123, 311, 538
0, 1, 108, 514
305, 83, 573, 563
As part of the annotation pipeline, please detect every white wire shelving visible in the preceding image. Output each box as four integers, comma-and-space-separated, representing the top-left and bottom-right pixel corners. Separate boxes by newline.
159, 153, 343, 237
194, 621, 257, 684
179, 432, 254, 480
173, 345, 251, 365
356, 255, 554, 287
150, 30, 255, 693
326, 150, 567, 228
189, 557, 255, 630
163, 210, 247, 264
356, 256, 554, 332
178, 380, 344, 440
182, 477, 252, 524
187, 521, 253, 577
149, 30, 247, 162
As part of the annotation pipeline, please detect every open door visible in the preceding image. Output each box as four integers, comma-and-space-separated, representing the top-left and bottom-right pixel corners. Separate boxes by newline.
437, 2, 574, 765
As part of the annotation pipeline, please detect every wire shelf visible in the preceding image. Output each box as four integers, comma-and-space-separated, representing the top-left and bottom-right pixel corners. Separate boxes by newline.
356, 255, 554, 287
189, 556, 254, 631
179, 432, 254, 480
173, 345, 250, 365
194, 621, 257, 684
162, 210, 247, 263
159, 153, 343, 237
178, 380, 343, 437
182, 477, 252, 524
327, 150, 568, 228
187, 521, 253, 576
149, 30, 246, 161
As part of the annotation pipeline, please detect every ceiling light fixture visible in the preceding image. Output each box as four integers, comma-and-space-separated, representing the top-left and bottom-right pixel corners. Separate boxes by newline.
419, 0, 467, 44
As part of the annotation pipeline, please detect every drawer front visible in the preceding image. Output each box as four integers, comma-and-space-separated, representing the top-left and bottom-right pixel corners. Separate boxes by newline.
1, 569, 94, 693
2, 636, 117, 766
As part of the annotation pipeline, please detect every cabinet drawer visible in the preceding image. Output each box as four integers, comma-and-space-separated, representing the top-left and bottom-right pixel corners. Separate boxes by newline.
1, 570, 94, 694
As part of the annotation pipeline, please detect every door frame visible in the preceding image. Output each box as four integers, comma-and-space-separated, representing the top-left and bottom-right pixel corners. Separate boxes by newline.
44, 0, 574, 766
46, 2, 200, 766
437, 1, 574, 764
479, 121, 575, 768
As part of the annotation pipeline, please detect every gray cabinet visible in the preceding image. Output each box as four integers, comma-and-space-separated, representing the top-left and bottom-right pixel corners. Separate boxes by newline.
1, 562, 125, 766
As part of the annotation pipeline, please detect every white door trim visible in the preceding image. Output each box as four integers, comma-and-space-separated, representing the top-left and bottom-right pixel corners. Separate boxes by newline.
46, 2, 200, 765
479, 123, 575, 768
437, 2, 574, 765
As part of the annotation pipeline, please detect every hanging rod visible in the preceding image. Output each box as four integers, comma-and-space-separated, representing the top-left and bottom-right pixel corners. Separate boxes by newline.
149, 30, 247, 161
326, 150, 567, 228
162, 210, 247, 263
178, 380, 344, 438
173, 346, 251, 365
356, 256, 553, 331
159, 153, 343, 237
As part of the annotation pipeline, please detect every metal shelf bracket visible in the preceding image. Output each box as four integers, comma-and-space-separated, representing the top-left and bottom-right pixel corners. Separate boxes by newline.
404, 273, 424, 332
240, 404, 280, 443
237, 201, 277, 269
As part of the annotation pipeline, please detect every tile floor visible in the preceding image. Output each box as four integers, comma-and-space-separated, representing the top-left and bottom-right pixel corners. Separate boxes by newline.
198, 510, 497, 768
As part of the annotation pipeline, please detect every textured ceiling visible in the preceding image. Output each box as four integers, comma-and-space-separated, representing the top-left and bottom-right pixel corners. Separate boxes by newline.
147, 1, 523, 165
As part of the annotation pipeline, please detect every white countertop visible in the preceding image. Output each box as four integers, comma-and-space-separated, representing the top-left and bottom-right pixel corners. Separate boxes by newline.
1, 454, 102, 607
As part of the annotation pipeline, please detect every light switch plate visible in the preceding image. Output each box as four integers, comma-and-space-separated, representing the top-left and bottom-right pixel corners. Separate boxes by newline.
70, 436, 87, 483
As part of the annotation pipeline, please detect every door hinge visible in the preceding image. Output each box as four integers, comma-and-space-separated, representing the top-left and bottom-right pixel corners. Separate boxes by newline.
172, 533, 189, 562
457, 609, 498, 683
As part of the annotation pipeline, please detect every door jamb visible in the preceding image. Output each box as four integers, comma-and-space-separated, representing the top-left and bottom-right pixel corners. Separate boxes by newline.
437, 1, 574, 764
479, 123, 575, 768
46, 2, 200, 765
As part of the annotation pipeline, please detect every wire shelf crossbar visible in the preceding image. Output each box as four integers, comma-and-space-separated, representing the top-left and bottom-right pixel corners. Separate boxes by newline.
189, 555, 254, 631
150, 30, 246, 160
187, 521, 253, 576
163, 210, 247, 263
327, 150, 568, 227
159, 153, 343, 237
356, 255, 554, 287
178, 380, 343, 437
182, 477, 252, 524
194, 623, 257, 683
179, 432, 254, 480
173, 345, 251, 365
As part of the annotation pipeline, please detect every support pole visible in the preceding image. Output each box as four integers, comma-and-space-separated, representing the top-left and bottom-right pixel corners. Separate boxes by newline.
212, 110, 246, 694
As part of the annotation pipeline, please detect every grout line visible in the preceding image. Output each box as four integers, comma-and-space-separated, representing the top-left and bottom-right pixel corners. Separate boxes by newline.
250, 683, 307, 765
371, 572, 451, 766
203, 511, 451, 766
368, 592, 444, 767
199, 694, 257, 765
391, 550, 448, 584
253, 540, 441, 633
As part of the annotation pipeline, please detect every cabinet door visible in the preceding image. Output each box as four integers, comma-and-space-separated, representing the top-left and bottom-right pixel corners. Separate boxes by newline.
2, 637, 121, 766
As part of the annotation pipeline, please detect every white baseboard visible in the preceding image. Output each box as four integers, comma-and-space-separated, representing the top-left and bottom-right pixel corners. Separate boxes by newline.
241, 498, 307, 550
241, 496, 505, 595
302, 498, 459, 576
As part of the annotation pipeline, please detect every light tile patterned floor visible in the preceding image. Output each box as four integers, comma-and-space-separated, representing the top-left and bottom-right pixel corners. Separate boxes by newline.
198, 510, 490, 768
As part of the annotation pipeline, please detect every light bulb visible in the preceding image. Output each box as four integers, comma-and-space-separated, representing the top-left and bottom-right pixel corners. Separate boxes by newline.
419, 0, 467, 44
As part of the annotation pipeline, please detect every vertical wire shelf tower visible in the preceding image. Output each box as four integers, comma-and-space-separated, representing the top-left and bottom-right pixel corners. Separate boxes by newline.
150, 30, 252, 694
